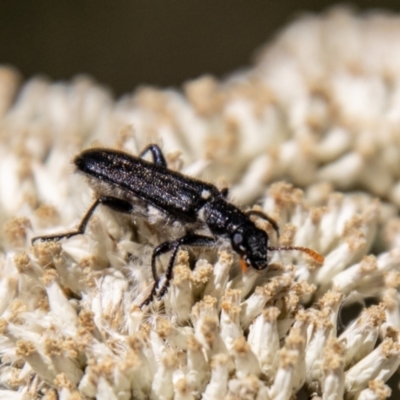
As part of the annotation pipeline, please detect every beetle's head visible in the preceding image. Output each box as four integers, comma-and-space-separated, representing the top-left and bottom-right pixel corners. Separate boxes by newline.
231, 225, 268, 271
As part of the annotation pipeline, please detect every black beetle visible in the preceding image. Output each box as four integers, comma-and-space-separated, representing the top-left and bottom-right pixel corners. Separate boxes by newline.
32, 144, 323, 305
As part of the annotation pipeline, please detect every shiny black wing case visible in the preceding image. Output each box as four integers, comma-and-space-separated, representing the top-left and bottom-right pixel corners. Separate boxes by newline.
74, 148, 221, 223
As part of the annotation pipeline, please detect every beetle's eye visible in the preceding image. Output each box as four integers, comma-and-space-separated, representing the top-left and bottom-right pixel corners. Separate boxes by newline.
233, 233, 243, 245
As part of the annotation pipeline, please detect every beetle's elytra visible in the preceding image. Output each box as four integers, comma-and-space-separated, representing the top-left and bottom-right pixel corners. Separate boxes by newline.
32, 144, 324, 306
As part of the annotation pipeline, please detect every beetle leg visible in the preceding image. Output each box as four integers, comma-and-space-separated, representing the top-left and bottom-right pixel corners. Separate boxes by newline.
31, 196, 134, 244
139, 144, 167, 167
220, 187, 229, 198
140, 233, 215, 307
245, 209, 280, 238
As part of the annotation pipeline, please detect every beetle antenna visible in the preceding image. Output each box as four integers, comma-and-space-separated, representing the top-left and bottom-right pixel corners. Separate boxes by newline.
267, 246, 324, 264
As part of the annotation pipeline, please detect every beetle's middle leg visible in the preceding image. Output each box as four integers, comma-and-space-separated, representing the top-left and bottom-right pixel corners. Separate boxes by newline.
139, 144, 167, 167
32, 196, 134, 244
140, 233, 215, 307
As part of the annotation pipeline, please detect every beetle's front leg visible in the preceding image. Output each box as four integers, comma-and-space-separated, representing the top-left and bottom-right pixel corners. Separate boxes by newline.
140, 233, 215, 307
31, 196, 135, 244
245, 209, 280, 238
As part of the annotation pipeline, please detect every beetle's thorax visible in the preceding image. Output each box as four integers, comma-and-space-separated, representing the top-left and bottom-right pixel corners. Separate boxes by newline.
202, 198, 245, 234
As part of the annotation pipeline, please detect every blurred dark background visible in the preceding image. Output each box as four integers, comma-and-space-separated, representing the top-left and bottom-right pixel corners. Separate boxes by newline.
1, 0, 400, 97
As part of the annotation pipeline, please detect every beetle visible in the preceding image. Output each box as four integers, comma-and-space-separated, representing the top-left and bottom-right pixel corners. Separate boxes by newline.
32, 144, 324, 306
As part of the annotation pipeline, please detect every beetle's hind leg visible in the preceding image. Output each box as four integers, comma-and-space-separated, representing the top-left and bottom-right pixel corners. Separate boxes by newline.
139, 144, 167, 167
31, 196, 135, 244
140, 233, 215, 307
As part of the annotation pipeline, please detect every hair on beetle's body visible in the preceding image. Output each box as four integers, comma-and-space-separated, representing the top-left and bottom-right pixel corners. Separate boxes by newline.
32, 144, 324, 306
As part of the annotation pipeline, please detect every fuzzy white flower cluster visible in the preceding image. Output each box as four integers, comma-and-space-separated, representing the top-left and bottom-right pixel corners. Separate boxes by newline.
0, 6, 400, 400
1, 181, 399, 399
255, 7, 400, 207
